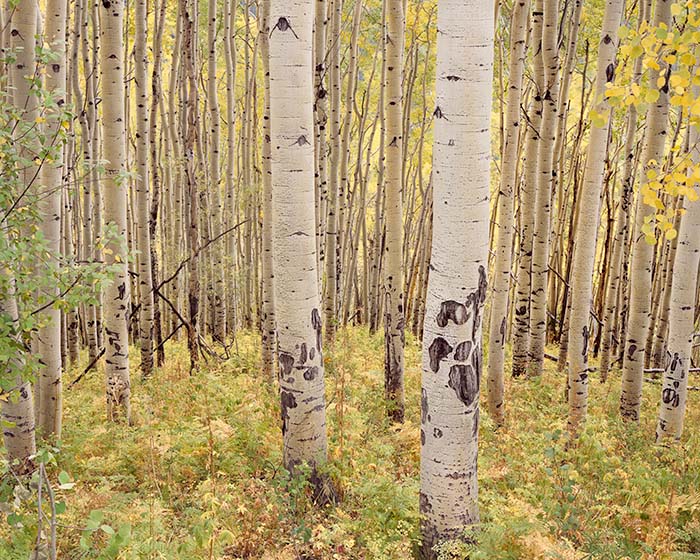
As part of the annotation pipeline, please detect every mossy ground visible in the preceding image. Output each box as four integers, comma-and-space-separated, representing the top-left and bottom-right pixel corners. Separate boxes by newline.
1, 327, 699, 559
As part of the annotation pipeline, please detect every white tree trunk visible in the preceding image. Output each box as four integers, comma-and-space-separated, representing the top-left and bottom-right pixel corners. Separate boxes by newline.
567, 0, 625, 433
656, 89, 700, 441
487, 0, 530, 425
134, 0, 154, 377
36, 0, 67, 439
620, 0, 672, 421
384, 0, 406, 422
269, 0, 330, 485
100, 0, 131, 423
419, 0, 493, 555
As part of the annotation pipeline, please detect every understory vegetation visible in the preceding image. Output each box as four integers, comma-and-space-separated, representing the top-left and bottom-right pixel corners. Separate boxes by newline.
2, 328, 698, 559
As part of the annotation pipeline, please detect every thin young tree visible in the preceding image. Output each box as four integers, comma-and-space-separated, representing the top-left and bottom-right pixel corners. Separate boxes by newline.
567, 0, 624, 434
36, 0, 68, 438
656, 95, 700, 441
100, 0, 131, 422
134, 0, 154, 377
487, 0, 530, 424
383, 0, 406, 423
420, 0, 493, 555
620, 0, 672, 421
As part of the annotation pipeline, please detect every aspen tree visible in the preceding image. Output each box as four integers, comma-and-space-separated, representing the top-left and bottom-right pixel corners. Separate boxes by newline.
36, 0, 67, 439
2, 0, 38, 469
620, 0, 672, 421
224, 0, 237, 332
528, 0, 560, 375
656, 88, 700, 441
567, 0, 625, 433
512, 1, 545, 377
100, 0, 131, 422
269, 0, 330, 487
260, 0, 276, 382
313, 0, 328, 284
599, 32, 645, 379
384, 0, 406, 423
181, 0, 200, 373
324, 0, 342, 344
420, 0, 493, 554
208, 0, 226, 343
487, 0, 530, 424
149, 0, 167, 367
133, 0, 154, 377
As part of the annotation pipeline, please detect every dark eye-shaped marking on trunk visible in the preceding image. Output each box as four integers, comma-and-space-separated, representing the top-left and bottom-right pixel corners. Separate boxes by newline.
421, 389, 428, 424
299, 343, 307, 365
436, 300, 468, 327
271, 17, 299, 39
303, 366, 318, 381
428, 337, 453, 373
448, 364, 479, 408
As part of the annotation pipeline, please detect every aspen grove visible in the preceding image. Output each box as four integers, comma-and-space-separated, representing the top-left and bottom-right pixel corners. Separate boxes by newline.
2, 0, 700, 558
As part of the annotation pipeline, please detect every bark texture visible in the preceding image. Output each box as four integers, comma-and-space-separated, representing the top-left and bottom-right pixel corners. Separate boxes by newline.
419, 0, 493, 555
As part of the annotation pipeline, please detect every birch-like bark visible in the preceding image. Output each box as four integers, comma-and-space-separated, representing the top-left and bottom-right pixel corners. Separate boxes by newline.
383, 0, 406, 422
656, 104, 700, 440
100, 0, 131, 422
269, 0, 330, 487
208, 0, 226, 342
528, 0, 559, 375
512, 2, 544, 377
487, 0, 529, 424
620, 0, 672, 421
323, 0, 342, 344
2, 0, 38, 470
134, 0, 154, 377
420, 0, 493, 555
260, 0, 276, 382
36, 0, 67, 439
567, 0, 624, 434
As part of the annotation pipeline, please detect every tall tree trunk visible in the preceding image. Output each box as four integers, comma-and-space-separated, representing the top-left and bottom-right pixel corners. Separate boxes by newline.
419, 0, 493, 555
487, 0, 529, 425
3, 0, 38, 470
36, 0, 67, 439
512, 1, 545, 377
383, 0, 406, 423
134, 0, 154, 377
324, 0, 342, 345
620, 0, 672, 422
100, 0, 131, 422
208, 0, 226, 343
567, 0, 624, 434
260, 0, 276, 382
269, 0, 330, 492
656, 106, 700, 440
528, 0, 560, 375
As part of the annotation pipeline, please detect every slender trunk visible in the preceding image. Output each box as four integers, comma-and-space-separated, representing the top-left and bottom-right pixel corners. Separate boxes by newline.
383, 0, 406, 423
656, 110, 700, 439
486, 0, 530, 424
512, 2, 545, 377
100, 0, 131, 422
528, 0, 560, 375
620, 0, 672, 422
36, 0, 68, 439
567, 0, 624, 434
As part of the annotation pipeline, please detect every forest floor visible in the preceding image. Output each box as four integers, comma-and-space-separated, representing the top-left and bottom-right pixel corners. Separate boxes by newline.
2, 327, 700, 559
